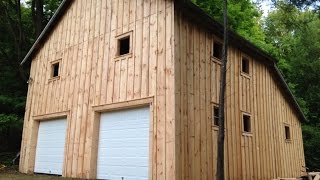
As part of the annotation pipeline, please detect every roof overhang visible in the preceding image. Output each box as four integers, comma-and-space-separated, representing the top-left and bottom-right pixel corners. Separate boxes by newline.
20, 0, 73, 65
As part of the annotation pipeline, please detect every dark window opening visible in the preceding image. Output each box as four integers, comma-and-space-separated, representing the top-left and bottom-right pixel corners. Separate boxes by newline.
52, 63, 60, 77
213, 42, 223, 59
285, 126, 291, 140
213, 106, 219, 126
242, 57, 250, 74
243, 114, 251, 133
119, 36, 130, 55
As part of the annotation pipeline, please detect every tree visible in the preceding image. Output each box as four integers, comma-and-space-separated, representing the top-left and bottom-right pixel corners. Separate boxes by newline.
216, 0, 228, 179
29, 0, 62, 37
263, 2, 320, 170
273, 0, 320, 12
0, 0, 62, 160
192, 0, 268, 48
31, 0, 44, 37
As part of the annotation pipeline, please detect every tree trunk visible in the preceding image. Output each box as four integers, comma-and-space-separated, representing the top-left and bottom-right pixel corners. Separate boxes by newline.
0, 0, 27, 82
216, 0, 228, 179
32, 0, 44, 37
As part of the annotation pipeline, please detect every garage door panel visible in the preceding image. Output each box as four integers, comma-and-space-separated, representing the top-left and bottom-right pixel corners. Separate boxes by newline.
36, 140, 65, 146
35, 155, 64, 162
100, 128, 148, 138
35, 149, 65, 156
100, 122, 149, 130
98, 150, 148, 158
98, 138, 148, 147
97, 107, 150, 180
34, 118, 67, 175
99, 158, 148, 167
104, 166, 148, 175
38, 131, 66, 137
98, 171, 148, 180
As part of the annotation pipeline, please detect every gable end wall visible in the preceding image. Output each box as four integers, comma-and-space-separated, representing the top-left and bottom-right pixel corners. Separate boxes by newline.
20, 0, 176, 179
174, 9, 306, 180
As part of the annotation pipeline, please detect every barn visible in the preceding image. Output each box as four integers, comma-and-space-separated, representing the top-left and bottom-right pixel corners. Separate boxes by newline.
19, 0, 306, 179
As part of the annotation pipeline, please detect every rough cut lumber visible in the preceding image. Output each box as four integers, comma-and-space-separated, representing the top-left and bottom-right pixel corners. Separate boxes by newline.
19, 0, 306, 179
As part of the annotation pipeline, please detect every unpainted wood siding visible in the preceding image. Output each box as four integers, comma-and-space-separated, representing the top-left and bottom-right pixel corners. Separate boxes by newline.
19, 0, 175, 179
174, 11, 306, 180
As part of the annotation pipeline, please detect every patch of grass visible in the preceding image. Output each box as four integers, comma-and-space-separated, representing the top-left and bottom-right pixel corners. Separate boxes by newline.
0, 173, 76, 180
0, 153, 80, 179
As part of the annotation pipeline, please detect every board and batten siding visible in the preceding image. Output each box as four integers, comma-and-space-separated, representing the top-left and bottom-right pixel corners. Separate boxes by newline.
174, 11, 305, 180
19, 0, 175, 179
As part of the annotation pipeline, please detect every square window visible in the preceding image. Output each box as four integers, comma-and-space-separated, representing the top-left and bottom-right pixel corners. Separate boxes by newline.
243, 114, 251, 133
242, 57, 250, 74
285, 125, 291, 140
52, 62, 60, 77
213, 42, 223, 59
213, 106, 219, 126
118, 36, 130, 56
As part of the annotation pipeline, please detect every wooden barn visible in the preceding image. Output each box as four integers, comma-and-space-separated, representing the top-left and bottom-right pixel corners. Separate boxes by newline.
19, 0, 306, 179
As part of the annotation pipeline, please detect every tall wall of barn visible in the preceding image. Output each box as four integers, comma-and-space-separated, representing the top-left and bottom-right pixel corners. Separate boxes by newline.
19, 0, 176, 179
174, 11, 306, 180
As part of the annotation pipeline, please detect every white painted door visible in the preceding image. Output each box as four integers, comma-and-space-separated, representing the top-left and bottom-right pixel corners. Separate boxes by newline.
34, 118, 67, 175
97, 107, 150, 180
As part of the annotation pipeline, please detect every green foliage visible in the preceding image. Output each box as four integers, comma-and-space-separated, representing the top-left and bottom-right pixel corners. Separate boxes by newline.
264, 3, 320, 126
0, 114, 22, 134
0, 0, 62, 153
44, 0, 63, 21
263, 2, 320, 170
0, 152, 17, 166
302, 125, 320, 171
192, 0, 269, 49
0, 95, 26, 115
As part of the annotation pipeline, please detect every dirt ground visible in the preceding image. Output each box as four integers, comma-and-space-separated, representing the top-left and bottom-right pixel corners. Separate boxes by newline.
0, 166, 78, 180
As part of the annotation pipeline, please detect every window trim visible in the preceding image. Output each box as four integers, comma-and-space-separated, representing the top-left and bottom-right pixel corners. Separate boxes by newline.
115, 31, 133, 60
284, 123, 292, 142
240, 54, 251, 78
212, 39, 223, 62
213, 105, 220, 127
242, 112, 252, 135
49, 59, 61, 81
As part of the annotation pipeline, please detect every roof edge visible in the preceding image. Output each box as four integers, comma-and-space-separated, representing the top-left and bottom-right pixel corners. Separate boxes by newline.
176, 0, 307, 122
20, 0, 72, 65
273, 65, 308, 122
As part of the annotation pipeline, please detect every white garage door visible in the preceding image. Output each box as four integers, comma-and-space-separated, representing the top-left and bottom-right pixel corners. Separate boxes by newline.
97, 107, 150, 180
34, 118, 67, 175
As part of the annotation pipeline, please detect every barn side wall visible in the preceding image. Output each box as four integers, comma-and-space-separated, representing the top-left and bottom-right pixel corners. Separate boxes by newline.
174, 10, 306, 180
19, 0, 175, 179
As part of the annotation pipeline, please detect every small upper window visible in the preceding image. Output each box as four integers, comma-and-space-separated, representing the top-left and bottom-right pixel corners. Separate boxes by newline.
213, 106, 219, 126
243, 114, 251, 133
242, 57, 250, 74
118, 36, 130, 56
213, 42, 223, 59
52, 62, 60, 77
285, 125, 291, 140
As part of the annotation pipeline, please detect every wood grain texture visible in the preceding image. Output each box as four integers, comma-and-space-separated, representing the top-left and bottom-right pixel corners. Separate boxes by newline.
174, 10, 306, 180
20, 1, 305, 179
20, 0, 175, 179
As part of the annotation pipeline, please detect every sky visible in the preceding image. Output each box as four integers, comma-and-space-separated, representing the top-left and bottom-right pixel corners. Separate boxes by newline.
253, 0, 274, 17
